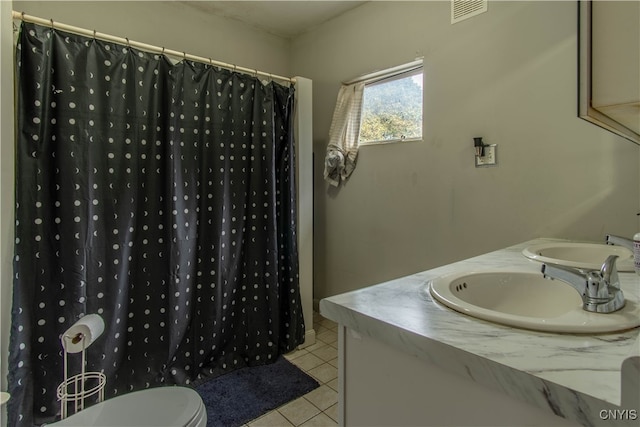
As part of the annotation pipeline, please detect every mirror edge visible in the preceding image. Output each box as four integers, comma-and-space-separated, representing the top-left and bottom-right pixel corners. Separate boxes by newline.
578, 0, 640, 145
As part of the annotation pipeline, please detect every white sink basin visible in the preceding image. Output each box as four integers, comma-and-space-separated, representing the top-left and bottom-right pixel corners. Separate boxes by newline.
522, 242, 634, 272
428, 269, 640, 333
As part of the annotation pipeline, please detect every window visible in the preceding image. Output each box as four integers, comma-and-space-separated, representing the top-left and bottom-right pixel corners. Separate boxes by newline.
358, 64, 423, 145
324, 60, 423, 186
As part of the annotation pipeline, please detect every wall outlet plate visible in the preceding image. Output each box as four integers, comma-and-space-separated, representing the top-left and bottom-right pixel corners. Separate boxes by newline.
475, 144, 497, 167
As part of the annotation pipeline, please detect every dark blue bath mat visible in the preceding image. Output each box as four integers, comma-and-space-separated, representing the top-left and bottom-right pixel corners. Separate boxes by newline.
195, 356, 320, 427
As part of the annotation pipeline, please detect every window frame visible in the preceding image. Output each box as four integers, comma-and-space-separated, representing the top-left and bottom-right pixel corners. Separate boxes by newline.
351, 60, 424, 146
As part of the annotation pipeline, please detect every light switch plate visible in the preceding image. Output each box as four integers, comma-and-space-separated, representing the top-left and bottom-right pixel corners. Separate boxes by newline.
475, 144, 497, 167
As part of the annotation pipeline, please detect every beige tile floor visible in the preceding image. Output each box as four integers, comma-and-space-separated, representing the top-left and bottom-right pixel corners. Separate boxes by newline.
246, 312, 339, 427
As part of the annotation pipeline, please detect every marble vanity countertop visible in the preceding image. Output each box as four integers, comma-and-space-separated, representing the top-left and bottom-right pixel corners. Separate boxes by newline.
320, 238, 640, 426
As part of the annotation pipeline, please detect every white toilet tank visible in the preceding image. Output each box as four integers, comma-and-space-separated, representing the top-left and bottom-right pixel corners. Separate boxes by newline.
48, 386, 207, 427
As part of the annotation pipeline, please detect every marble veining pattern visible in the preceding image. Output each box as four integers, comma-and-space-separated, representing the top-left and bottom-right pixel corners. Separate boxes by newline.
320, 239, 640, 426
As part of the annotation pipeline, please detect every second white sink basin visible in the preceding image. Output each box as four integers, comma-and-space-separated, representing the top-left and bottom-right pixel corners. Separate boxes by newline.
428, 269, 640, 333
522, 241, 634, 272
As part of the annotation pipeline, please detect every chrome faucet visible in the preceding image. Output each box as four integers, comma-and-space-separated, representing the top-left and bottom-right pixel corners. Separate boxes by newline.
606, 234, 633, 251
541, 255, 625, 313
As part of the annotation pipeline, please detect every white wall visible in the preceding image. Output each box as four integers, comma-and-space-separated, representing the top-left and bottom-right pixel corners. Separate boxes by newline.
290, 0, 640, 301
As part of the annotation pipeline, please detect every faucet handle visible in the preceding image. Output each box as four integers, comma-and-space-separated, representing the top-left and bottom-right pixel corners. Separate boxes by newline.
590, 255, 625, 313
600, 255, 619, 289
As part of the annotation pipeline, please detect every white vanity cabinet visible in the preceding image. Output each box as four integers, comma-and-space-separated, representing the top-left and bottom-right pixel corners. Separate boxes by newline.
320, 239, 640, 426
339, 327, 579, 426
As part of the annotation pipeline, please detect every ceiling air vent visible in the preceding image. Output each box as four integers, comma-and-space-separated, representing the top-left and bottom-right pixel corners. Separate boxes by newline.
451, 0, 488, 24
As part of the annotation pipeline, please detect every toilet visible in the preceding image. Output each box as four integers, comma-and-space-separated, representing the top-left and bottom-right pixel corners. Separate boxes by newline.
49, 386, 207, 426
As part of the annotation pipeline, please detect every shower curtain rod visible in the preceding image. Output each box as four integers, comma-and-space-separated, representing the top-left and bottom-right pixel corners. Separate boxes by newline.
12, 11, 296, 84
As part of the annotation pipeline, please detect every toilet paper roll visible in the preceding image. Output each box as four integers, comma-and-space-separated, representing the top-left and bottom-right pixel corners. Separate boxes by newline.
60, 314, 105, 353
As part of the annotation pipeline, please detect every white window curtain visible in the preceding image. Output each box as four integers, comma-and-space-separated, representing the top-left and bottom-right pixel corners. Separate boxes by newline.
323, 82, 365, 187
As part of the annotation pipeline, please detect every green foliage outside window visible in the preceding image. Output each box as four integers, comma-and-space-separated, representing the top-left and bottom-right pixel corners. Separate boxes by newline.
359, 72, 423, 143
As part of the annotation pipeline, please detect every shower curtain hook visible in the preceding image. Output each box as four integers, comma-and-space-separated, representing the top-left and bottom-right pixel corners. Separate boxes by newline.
125, 37, 130, 47
49, 18, 54, 29
93, 29, 96, 40
21, 12, 25, 21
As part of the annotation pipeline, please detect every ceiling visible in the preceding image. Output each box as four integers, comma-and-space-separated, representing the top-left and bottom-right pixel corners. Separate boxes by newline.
179, 1, 368, 39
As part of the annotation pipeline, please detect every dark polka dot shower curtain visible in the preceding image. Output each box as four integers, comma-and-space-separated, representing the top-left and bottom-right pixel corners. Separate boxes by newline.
9, 22, 305, 427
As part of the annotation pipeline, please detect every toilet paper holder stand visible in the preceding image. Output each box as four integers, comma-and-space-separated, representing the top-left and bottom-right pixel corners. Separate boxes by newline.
56, 332, 106, 419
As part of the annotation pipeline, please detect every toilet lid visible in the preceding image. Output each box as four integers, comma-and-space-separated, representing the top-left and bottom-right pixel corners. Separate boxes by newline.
50, 386, 205, 427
